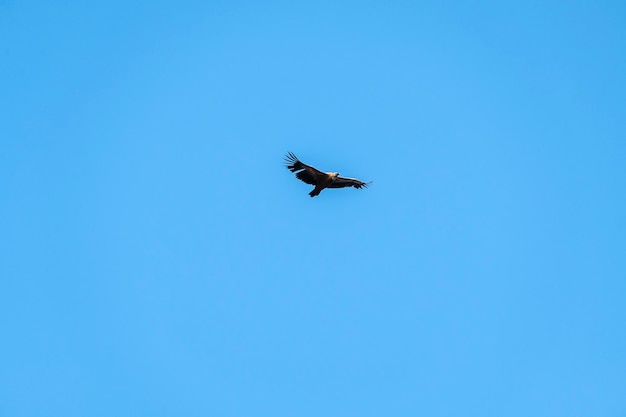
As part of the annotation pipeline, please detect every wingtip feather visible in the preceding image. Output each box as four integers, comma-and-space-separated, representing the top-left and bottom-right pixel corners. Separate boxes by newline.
284, 151, 303, 172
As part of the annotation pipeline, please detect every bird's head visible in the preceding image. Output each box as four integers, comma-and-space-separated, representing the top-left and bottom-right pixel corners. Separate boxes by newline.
332, 172, 340, 178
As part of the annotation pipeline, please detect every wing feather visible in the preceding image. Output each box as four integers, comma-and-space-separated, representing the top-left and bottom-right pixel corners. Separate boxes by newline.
327, 176, 371, 189
284, 152, 326, 185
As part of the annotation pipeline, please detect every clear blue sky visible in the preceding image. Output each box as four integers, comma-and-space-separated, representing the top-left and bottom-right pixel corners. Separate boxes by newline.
2, 1, 625, 416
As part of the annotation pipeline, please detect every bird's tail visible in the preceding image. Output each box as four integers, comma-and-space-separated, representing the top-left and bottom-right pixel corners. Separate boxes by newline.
309, 188, 321, 197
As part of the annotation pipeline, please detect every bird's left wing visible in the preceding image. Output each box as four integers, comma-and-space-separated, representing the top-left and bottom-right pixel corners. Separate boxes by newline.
327, 176, 371, 189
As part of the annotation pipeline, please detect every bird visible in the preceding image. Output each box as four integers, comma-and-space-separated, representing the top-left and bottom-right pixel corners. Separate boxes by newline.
284, 152, 371, 197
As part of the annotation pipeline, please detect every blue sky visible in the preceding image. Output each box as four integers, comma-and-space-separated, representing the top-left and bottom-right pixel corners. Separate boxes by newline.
1, 1, 625, 416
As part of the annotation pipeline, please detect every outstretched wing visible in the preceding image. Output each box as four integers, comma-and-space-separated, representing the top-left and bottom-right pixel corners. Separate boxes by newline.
327, 176, 371, 189
284, 152, 327, 185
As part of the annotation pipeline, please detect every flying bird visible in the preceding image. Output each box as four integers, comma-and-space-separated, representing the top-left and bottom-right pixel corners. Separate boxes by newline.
284, 152, 371, 197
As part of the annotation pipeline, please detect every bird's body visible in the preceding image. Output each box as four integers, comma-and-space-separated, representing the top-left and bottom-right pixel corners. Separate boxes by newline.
284, 152, 371, 197
309, 172, 338, 197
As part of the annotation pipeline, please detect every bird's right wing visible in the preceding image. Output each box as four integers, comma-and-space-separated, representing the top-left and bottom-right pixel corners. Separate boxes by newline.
284, 152, 326, 185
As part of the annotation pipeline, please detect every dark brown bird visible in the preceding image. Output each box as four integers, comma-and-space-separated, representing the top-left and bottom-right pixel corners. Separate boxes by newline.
284, 152, 371, 197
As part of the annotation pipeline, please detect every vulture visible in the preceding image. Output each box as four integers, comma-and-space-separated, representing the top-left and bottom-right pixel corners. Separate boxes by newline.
284, 152, 371, 197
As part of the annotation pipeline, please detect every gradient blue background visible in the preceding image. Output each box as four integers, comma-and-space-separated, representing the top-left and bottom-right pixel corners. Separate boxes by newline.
2, 1, 625, 416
